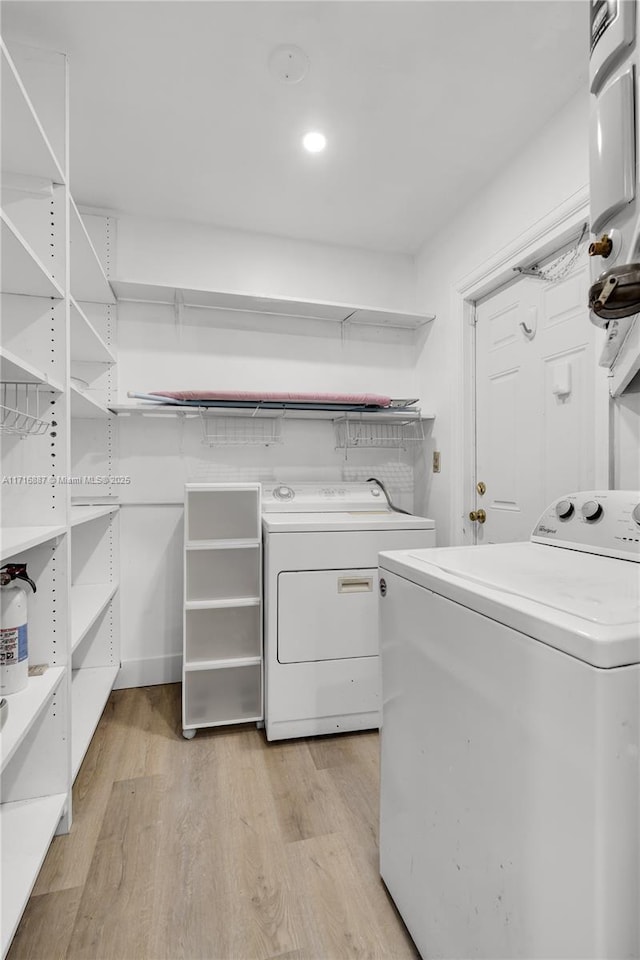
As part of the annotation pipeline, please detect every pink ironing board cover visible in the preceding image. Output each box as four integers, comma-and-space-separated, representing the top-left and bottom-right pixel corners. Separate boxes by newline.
148, 390, 393, 406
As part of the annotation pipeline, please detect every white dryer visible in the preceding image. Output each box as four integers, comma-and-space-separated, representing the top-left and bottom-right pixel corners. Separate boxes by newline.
378, 490, 640, 960
262, 481, 435, 741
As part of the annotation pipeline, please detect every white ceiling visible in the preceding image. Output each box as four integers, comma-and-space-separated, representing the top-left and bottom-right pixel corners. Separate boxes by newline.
1, 1, 589, 254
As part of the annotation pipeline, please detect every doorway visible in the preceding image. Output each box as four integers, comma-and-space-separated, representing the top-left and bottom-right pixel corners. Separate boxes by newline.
453, 196, 610, 547
473, 244, 598, 543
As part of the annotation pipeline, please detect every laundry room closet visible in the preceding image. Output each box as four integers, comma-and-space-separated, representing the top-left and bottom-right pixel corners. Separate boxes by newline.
1, 1, 638, 958
109, 214, 435, 688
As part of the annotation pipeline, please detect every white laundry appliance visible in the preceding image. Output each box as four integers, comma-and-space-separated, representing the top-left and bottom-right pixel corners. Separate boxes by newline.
378, 490, 640, 960
262, 481, 435, 741
588, 0, 640, 388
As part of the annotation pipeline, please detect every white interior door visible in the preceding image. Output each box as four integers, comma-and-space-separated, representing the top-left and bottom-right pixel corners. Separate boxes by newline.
474, 249, 597, 543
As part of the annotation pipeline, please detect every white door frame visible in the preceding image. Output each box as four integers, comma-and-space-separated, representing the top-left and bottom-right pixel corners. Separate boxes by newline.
450, 185, 612, 546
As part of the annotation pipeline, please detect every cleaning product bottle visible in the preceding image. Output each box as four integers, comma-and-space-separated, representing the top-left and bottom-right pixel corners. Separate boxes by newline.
0, 564, 36, 695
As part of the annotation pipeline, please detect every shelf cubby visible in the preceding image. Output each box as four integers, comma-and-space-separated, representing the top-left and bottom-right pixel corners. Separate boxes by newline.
185, 547, 260, 603
183, 663, 262, 727
184, 604, 261, 663
182, 483, 263, 736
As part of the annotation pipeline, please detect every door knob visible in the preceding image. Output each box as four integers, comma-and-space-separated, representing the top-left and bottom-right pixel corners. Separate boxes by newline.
469, 509, 487, 523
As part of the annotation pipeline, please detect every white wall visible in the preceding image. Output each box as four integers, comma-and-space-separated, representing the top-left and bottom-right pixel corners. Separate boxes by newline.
412, 90, 593, 544
111, 86, 640, 689
112, 221, 430, 686
116, 214, 418, 311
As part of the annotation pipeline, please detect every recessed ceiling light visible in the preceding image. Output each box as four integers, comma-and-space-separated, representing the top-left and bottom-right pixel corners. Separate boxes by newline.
303, 131, 327, 154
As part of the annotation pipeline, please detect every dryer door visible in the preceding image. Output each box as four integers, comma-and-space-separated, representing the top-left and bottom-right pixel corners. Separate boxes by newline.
278, 568, 378, 662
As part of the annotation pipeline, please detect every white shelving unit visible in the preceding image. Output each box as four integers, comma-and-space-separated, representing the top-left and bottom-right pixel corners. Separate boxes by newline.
0, 37, 120, 958
70, 508, 119, 778
182, 484, 262, 737
111, 279, 435, 330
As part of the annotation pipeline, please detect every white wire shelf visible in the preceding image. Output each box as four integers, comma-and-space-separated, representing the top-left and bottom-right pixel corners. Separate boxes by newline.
334, 413, 425, 449
0, 382, 50, 437
199, 411, 283, 446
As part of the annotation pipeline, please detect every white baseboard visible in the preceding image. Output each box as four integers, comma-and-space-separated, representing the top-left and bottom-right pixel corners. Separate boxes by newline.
114, 653, 182, 690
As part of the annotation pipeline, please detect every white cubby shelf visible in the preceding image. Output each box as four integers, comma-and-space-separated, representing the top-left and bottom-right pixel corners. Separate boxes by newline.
182, 484, 263, 737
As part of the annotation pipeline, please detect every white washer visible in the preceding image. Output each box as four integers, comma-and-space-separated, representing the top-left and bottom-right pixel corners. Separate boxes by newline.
262, 481, 435, 742
378, 490, 640, 960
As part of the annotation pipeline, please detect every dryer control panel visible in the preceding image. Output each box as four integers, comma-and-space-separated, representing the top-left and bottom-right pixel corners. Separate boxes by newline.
261, 481, 387, 513
532, 489, 640, 560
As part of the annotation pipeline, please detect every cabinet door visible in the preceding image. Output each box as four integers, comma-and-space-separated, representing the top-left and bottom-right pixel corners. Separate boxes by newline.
278, 568, 377, 662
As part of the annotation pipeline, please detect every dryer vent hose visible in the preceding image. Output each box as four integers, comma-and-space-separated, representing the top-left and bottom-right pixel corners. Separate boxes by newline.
367, 478, 412, 515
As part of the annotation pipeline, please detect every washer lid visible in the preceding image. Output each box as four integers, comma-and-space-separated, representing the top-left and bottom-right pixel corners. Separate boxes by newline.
379, 542, 640, 668
262, 511, 434, 533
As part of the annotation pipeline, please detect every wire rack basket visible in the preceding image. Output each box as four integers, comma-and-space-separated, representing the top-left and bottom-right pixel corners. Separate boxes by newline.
334, 415, 424, 450
199, 410, 283, 446
1, 383, 50, 438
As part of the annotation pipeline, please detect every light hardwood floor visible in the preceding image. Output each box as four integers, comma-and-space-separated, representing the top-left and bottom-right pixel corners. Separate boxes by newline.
8, 684, 419, 960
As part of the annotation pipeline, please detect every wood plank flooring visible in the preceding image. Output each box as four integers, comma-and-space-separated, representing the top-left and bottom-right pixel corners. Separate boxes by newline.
7, 684, 419, 960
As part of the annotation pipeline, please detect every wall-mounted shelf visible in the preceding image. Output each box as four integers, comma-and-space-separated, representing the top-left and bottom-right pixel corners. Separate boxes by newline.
0, 349, 64, 393
0, 667, 66, 774
0, 41, 65, 185
70, 384, 112, 419
109, 402, 433, 423
111, 279, 434, 330
70, 504, 119, 526
69, 199, 116, 305
1, 210, 65, 299
0, 792, 68, 959
71, 665, 119, 778
71, 582, 119, 653
0, 524, 66, 562
70, 298, 116, 364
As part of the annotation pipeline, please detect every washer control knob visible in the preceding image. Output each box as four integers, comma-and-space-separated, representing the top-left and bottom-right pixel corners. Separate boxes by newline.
581, 499, 603, 522
556, 499, 574, 520
632, 503, 640, 526
371, 487, 381, 497
274, 485, 294, 501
